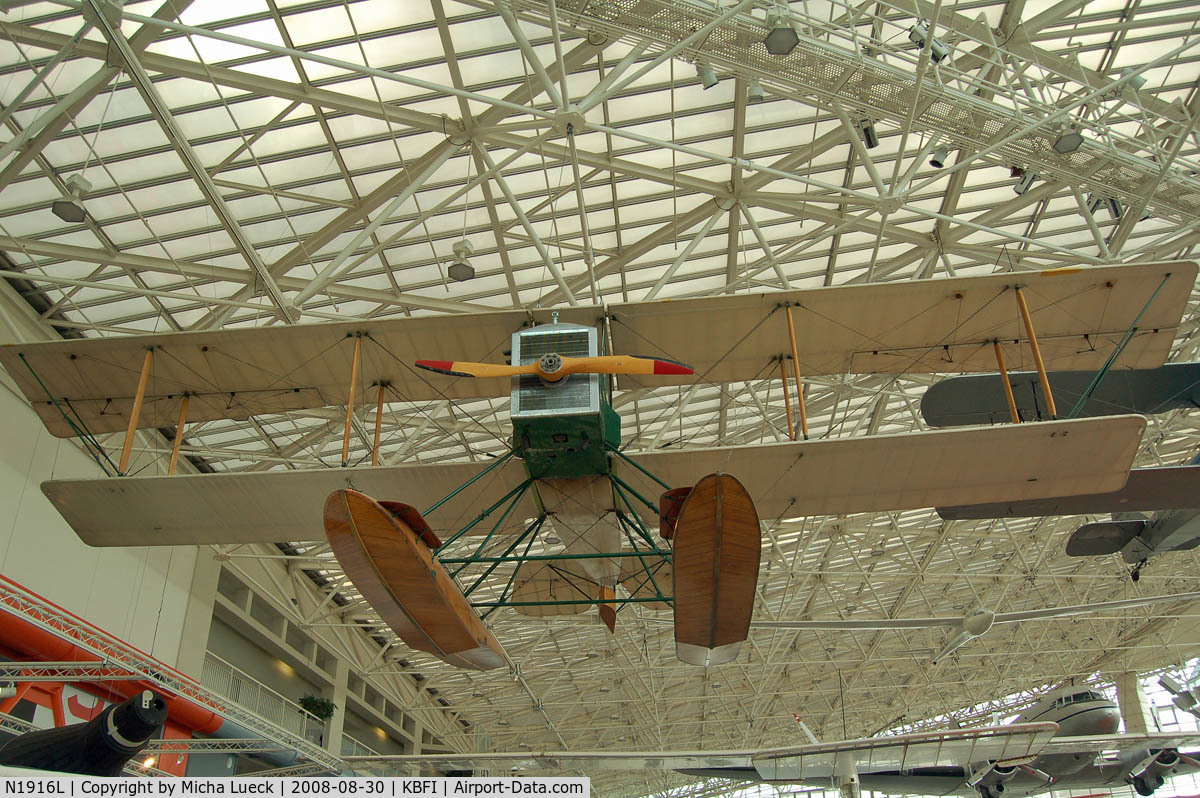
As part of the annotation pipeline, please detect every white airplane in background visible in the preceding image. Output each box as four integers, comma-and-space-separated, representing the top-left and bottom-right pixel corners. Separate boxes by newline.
352, 685, 1200, 798
801, 686, 1200, 798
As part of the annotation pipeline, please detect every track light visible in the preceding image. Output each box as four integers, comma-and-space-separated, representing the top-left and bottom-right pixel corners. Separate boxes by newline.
747, 77, 764, 104
1053, 129, 1085, 154
908, 20, 949, 63
1104, 197, 1123, 219
858, 118, 879, 149
51, 173, 92, 224
447, 239, 475, 282
763, 9, 800, 56
1086, 193, 1103, 215
929, 147, 949, 168
696, 62, 718, 90
1120, 66, 1147, 92
1013, 171, 1037, 195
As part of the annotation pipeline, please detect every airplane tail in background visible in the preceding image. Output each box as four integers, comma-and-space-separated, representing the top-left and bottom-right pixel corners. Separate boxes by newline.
1065, 521, 1146, 556
0, 690, 167, 776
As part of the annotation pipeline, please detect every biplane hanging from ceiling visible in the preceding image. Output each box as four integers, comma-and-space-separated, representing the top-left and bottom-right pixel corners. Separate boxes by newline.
0, 261, 1194, 671
921, 322, 1200, 575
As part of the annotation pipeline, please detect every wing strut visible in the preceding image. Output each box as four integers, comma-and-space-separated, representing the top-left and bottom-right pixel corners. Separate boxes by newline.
341, 335, 362, 467
119, 348, 154, 475
992, 341, 1020, 424
785, 305, 810, 439
1015, 286, 1058, 419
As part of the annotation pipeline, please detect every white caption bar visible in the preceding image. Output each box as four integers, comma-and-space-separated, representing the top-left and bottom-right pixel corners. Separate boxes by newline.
0, 779, 589, 798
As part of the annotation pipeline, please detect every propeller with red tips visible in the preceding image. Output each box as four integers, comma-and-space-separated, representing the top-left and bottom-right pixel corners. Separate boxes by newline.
416, 354, 693, 382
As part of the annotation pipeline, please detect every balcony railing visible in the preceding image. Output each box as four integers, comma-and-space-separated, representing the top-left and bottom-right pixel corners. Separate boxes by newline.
201, 652, 326, 744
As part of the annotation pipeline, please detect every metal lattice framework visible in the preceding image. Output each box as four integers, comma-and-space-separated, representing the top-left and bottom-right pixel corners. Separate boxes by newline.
1, 0, 1200, 794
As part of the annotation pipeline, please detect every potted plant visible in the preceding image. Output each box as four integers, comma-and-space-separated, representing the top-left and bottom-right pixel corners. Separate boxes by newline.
298, 694, 336, 722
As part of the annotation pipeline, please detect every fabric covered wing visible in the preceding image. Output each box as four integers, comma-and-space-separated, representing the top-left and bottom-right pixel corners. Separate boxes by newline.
616, 416, 1146, 522
610, 262, 1193, 386
41, 459, 533, 547
3, 262, 1190, 438
937, 466, 1200, 519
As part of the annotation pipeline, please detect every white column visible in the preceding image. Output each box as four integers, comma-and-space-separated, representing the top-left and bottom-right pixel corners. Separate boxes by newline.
1115, 671, 1158, 734
325, 657, 349, 757
174, 554, 221, 677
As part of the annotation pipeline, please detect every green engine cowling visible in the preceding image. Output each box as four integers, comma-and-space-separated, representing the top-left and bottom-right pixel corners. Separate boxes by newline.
513, 403, 621, 478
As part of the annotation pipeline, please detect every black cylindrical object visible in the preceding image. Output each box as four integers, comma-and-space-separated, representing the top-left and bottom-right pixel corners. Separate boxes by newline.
0, 690, 167, 776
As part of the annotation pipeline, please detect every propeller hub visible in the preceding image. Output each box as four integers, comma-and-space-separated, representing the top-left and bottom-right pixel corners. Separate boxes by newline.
538, 353, 564, 376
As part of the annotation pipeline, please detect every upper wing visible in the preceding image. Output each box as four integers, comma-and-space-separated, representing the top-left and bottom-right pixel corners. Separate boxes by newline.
921, 363, 1200, 427
618, 416, 1146, 521
937, 466, 1200, 520
341, 723, 1059, 780
612, 262, 1192, 384
2, 262, 1190, 437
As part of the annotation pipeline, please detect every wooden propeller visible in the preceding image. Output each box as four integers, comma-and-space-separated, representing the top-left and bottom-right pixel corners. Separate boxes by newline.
416, 354, 693, 382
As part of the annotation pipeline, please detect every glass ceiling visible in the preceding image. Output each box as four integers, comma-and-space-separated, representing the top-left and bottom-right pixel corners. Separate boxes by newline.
1, 0, 1200, 792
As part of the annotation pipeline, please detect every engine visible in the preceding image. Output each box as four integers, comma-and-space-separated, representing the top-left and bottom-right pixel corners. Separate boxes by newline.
0, 690, 167, 776
971, 763, 1018, 798
1126, 750, 1180, 796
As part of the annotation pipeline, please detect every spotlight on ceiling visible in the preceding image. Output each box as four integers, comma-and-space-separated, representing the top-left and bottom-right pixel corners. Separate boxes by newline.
447, 239, 475, 282
747, 77, 765, 104
51, 173, 92, 224
858, 118, 879, 149
1053, 129, 1085, 155
763, 9, 800, 56
1086, 193, 1103, 215
907, 20, 949, 63
1013, 171, 1037, 195
1104, 197, 1123, 219
1120, 66, 1147, 92
696, 62, 718, 90
929, 146, 949, 168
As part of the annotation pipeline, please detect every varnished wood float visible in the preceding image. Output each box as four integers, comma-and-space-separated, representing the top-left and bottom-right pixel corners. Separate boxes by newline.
672, 473, 761, 667
324, 489, 505, 670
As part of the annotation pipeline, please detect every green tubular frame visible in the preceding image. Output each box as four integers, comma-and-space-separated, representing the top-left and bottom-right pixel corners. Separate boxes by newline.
423, 448, 516, 518
462, 516, 546, 595
430, 444, 683, 612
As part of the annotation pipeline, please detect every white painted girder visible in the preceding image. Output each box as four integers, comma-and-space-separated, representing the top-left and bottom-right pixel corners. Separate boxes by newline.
0, 1, 1199, 795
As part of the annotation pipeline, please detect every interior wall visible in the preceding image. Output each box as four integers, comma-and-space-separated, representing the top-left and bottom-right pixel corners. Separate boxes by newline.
206, 615, 322, 702
343, 709, 409, 756
0, 368, 203, 672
